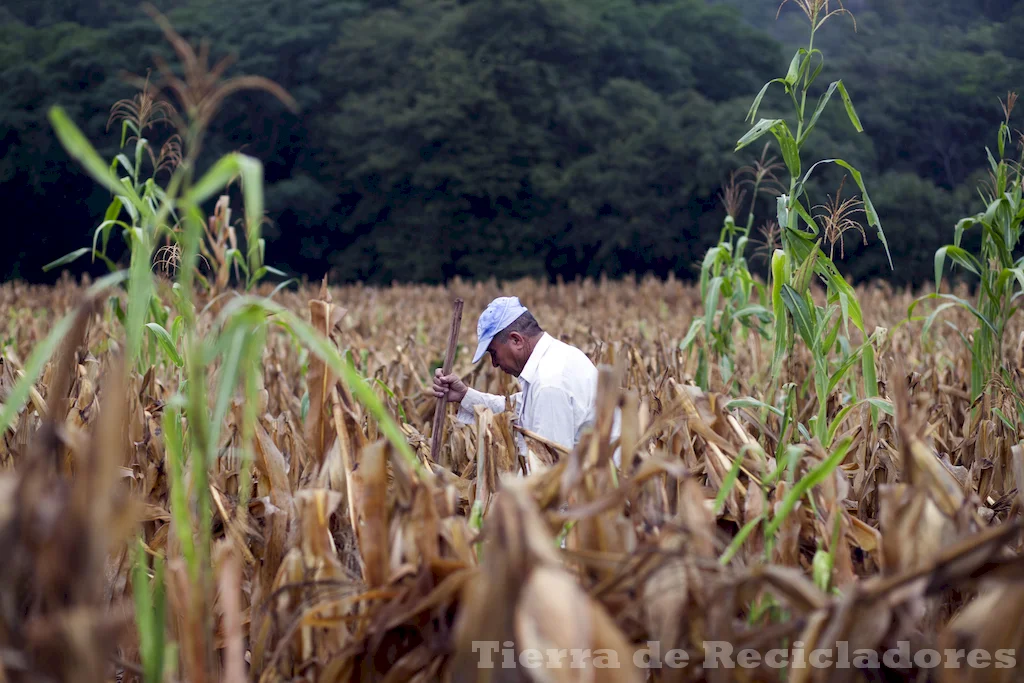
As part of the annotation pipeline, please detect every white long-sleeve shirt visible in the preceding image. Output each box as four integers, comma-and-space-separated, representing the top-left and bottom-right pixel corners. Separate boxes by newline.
455, 332, 621, 472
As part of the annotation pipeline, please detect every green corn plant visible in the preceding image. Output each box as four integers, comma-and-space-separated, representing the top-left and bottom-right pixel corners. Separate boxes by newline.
10, 7, 432, 680
132, 538, 168, 683
682, 148, 784, 391
44, 75, 285, 378
732, 0, 894, 443
42, 73, 182, 279
910, 93, 1024, 410
718, 435, 854, 631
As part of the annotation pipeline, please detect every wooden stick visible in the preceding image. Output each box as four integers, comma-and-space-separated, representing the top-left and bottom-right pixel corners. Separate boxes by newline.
430, 298, 464, 463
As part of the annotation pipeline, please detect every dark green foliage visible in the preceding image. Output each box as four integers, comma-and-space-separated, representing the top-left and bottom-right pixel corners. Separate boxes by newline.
2, 0, 1023, 286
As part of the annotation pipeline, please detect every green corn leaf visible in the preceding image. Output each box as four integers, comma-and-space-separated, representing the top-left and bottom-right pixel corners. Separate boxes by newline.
801, 81, 841, 144
91, 220, 131, 267
813, 303, 838, 343
171, 315, 184, 344
1008, 267, 1024, 295
679, 318, 705, 352
49, 107, 136, 202
992, 406, 1015, 431
789, 198, 820, 238
162, 402, 196, 575
700, 246, 726, 298
237, 155, 265, 272
799, 81, 862, 146
268, 278, 298, 300
822, 314, 842, 355
812, 547, 832, 593
374, 378, 407, 422
132, 543, 154, 682
736, 118, 786, 152
770, 250, 789, 380
98, 197, 125, 253
747, 78, 788, 123
810, 254, 865, 333
927, 293, 999, 337
792, 242, 821, 293
836, 81, 863, 133
145, 552, 166, 683
725, 397, 785, 418
777, 195, 791, 232
42, 247, 92, 272
211, 326, 247, 448
733, 304, 772, 322
145, 323, 184, 367
126, 234, 155, 366
862, 340, 879, 424
785, 49, 806, 86
765, 436, 853, 540
920, 301, 958, 341
134, 138, 148, 181
826, 401, 863, 447
704, 276, 723, 339
804, 50, 825, 89
781, 284, 817, 351
826, 336, 874, 396
719, 513, 764, 566
934, 245, 983, 291
184, 153, 244, 207
955, 217, 977, 248
866, 397, 895, 415
771, 120, 801, 178
713, 450, 747, 515
115, 153, 135, 178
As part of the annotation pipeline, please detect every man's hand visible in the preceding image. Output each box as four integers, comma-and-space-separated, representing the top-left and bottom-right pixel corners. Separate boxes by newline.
433, 369, 468, 403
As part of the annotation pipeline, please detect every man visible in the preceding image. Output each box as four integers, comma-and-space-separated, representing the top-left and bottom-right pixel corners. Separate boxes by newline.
432, 296, 620, 473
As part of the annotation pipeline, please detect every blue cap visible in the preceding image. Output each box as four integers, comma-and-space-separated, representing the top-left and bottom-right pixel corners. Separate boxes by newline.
472, 296, 529, 363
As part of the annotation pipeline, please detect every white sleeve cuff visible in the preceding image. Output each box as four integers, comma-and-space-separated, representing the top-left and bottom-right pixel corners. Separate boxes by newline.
455, 387, 508, 424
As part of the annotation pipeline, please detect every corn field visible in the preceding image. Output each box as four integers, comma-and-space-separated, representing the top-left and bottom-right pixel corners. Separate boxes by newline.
3, 272, 1024, 683
6, 2, 1024, 682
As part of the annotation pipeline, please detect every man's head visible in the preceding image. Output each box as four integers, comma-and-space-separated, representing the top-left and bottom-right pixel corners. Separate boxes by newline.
472, 296, 544, 376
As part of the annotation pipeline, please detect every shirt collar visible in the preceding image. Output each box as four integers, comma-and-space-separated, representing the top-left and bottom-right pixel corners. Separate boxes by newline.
518, 332, 553, 385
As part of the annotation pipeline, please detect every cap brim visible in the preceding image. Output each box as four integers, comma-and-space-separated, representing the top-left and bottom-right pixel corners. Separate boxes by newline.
472, 336, 493, 364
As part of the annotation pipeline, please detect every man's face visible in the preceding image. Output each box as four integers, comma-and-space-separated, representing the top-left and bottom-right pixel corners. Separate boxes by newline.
486, 333, 526, 376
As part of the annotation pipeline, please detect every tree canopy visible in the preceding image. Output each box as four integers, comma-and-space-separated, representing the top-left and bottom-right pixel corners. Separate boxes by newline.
1, 0, 1021, 287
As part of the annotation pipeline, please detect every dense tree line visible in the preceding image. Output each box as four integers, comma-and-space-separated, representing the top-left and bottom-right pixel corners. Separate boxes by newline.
1, 0, 1021, 287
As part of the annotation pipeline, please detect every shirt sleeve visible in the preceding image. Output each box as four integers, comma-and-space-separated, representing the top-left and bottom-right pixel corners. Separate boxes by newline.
455, 387, 518, 425
525, 385, 578, 452
610, 405, 623, 468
